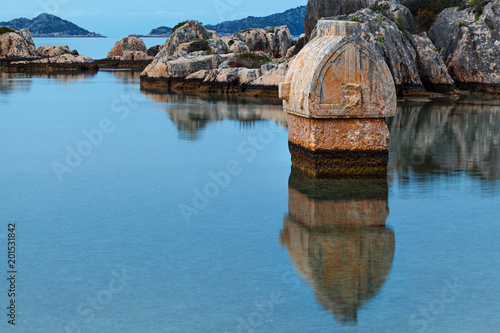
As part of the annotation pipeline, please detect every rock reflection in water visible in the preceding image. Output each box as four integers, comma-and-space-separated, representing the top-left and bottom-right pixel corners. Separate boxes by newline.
1, 71, 97, 94
141, 91, 287, 140
111, 69, 142, 84
280, 169, 395, 324
388, 100, 500, 180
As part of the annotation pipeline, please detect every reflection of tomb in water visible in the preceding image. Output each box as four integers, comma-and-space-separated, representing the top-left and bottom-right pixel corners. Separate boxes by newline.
141, 91, 287, 140
280, 169, 395, 324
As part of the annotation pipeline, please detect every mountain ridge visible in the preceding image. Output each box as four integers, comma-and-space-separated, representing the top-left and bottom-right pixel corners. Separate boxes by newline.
0, 13, 104, 37
143, 6, 306, 37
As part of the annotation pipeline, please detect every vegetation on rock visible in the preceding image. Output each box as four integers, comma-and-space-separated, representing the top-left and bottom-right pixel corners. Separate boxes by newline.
228, 52, 271, 69
172, 21, 189, 34
0, 27, 15, 35
289, 36, 305, 58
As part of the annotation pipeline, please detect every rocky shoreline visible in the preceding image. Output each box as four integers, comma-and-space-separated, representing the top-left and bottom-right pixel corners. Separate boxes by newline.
1, 0, 499, 96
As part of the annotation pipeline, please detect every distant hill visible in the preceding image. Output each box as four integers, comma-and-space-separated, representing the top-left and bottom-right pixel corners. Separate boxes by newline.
205, 6, 306, 36
144, 6, 307, 37
147, 26, 172, 37
0, 13, 104, 37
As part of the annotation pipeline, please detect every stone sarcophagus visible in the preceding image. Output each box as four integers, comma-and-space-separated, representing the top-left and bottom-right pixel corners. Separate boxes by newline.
279, 20, 396, 177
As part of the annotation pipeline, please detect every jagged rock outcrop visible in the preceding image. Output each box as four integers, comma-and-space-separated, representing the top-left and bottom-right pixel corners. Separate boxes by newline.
226, 26, 293, 58
322, 1, 455, 93
428, 0, 500, 93
147, 45, 163, 57
140, 20, 293, 97
163, 20, 219, 57
107, 36, 149, 58
3, 54, 97, 72
36, 45, 78, 57
25, 54, 94, 64
0, 29, 36, 57
305, 0, 378, 40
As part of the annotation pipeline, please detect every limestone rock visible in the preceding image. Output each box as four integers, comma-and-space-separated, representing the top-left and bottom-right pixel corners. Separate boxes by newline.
26, 54, 95, 64
121, 50, 152, 61
163, 20, 215, 56
228, 26, 293, 58
229, 40, 250, 53
0, 29, 36, 57
409, 33, 455, 89
428, 0, 500, 91
147, 45, 163, 57
15, 29, 36, 49
327, 2, 455, 93
107, 36, 147, 57
305, 0, 379, 39
36, 45, 73, 57
141, 53, 236, 79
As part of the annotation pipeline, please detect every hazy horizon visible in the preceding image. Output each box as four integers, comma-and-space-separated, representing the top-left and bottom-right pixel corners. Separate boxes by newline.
1, 0, 306, 37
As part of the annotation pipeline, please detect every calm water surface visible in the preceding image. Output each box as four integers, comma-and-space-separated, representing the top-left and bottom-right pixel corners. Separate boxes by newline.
32, 37, 168, 59
1, 67, 500, 332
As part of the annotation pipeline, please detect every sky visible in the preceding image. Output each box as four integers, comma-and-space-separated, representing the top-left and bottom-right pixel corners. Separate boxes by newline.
1, 0, 307, 37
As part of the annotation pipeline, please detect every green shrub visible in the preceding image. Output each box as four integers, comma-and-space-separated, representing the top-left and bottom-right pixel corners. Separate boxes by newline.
239, 27, 258, 33
228, 52, 271, 69
469, 0, 483, 21
458, 21, 468, 27
348, 17, 362, 23
289, 36, 305, 58
188, 40, 210, 53
376, 37, 386, 43
396, 16, 408, 30
487, 22, 494, 30
0, 27, 15, 35
228, 40, 235, 46
416, 9, 438, 32
404, 32, 411, 40
377, 16, 384, 24
370, 2, 391, 11
268, 27, 275, 33
172, 20, 189, 34
402, 0, 464, 17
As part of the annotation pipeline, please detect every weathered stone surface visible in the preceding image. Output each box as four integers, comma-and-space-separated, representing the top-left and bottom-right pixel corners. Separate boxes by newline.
0, 29, 36, 57
428, 0, 500, 92
36, 45, 73, 57
281, 172, 394, 323
163, 20, 215, 57
2, 53, 97, 72
140, 21, 291, 96
26, 54, 94, 64
280, 20, 396, 177
107, 36, 147, 57
409, 33, 456, 91
147, 44, 163, 57
288, 114, 390, 152
326, 2, 455, 94
305, 0, 378, 40
120, 50, 151, 61
228, 40, 249, 53
280, 20, 396, 118
142, 53, 236, 80
227, 26, 293, 58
